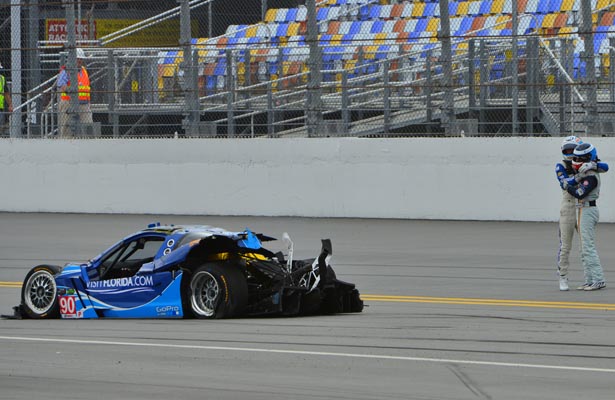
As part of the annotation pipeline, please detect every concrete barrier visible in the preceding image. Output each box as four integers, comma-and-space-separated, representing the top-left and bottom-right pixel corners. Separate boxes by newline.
0, 137, 613, 221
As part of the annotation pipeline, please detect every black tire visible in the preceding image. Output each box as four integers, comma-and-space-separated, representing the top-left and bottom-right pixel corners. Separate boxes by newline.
187, 262, 248, 319
20, 265, 62, 319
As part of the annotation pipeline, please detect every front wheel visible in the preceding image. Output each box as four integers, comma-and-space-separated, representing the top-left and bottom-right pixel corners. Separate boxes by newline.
188, 263, 247, 319
21, 265, 62, 319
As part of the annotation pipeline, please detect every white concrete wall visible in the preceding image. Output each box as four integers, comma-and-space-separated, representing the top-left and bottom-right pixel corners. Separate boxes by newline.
1, 137, 613, 221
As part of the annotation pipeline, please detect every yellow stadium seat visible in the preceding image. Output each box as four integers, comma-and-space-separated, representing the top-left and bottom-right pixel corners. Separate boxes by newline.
287, 22, 300, 36
561, 0, 575, 12
246, 25, 258, 38
412, 3, 425, 18
375, 33, 387, 45
457, 2, 470, 16
265, 9, 277, 23
491, 0, 504, 14
546, 74, 555, 87
542, 14, 557, 28
597, 0, 611, 10
331, 34, 343, 45
426, 17, 440, 32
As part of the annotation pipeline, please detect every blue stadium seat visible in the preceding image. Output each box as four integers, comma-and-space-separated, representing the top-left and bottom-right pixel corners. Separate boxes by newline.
286, 8, 297, 22
424, 3, 437, 17
164, 51, 178, 65
414, 18, 428, 33
350, 21, 362, 34
548, 0, 563, 13
479, 1, 493, 15
317, 7, 329, 21
536, 1, 549, 14
371, 20, 385, 33
276, 23, 289, 37
359, 5, 370, 20
369, 5, 382, 20
456, 16, 473, 36
449, 2, 458, 16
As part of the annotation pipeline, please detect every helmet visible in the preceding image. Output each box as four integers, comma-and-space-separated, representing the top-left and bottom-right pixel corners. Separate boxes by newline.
561, 135, 582, 159
572, 142, 598, 171
76, 48, 86, 59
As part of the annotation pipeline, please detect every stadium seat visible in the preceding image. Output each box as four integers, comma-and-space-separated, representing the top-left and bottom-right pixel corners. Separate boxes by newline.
265, 9, 277, 23
393, 19, 408, 33
317, 7, 329, 21
412, 2, 425, 18
448, 1, 459, 16
468, 1, 481, 16
391, 4, 404, 19
560, 0, 574, 11
383, 20, 396, 34
380, 4, 393, 19
286, 8, 298, 22
423, 3, 437, 17
490, 0, 504, 14
456, 1, 470, 16
328, 20, 341, 34
548, 0, 563, 13
371, 20, 385, 34
401, 3, 413, 18
369, 5, 382, 19
296, 6, 307, 21
525, 0, 539, 14
339, 21, 352, 35
536, 1, 549, 14
479, 0, 493, 16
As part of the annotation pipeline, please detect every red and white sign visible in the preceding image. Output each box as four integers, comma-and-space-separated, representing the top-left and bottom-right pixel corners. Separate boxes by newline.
46, 19, 97, 42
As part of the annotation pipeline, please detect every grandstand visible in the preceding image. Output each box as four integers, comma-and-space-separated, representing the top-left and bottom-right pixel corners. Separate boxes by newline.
15, 0, 615, 137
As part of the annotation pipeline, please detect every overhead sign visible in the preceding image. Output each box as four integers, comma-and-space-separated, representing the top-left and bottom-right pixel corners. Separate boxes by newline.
45, 19, 198, 47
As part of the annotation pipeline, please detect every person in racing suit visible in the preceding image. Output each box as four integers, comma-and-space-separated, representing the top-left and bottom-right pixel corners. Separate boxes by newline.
555, 136, 608, 291
560, 143, 607, 291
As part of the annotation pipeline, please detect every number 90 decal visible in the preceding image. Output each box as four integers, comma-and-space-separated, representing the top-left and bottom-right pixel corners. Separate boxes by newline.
59, 296, 76, 316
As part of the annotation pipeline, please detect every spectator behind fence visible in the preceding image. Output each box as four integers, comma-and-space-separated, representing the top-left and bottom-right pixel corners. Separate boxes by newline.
0, 62, 13, 136
56, 48, 92, 137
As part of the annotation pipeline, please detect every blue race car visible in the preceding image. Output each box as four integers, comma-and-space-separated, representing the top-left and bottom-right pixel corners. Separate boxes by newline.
14, 224, 363, 319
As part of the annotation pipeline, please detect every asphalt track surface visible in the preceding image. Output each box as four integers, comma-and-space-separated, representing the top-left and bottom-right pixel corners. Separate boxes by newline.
1, 213, 615, 400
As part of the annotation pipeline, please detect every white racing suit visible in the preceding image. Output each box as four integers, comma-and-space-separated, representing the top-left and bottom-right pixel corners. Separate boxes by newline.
555, 160, 577, 278
566, 171, 604, 285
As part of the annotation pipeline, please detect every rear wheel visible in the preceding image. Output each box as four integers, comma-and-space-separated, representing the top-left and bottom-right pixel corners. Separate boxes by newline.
21, 265, 61, 319
188, 263, 247, 319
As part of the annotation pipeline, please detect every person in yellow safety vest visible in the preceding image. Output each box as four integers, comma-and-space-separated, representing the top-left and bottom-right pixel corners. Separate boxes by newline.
0, 62, 14, 136
56, 48, 92, 137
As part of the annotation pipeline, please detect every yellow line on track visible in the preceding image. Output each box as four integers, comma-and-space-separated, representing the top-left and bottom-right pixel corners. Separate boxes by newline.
0, 282, 22, 288
1, 282, 613, 311
361, 295, 615, 311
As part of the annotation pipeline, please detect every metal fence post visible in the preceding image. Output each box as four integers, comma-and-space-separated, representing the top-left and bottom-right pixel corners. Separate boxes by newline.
341, 70, 349, 134
526, 36, 539, 135
383, 60, 390, 135
267, 80, 275, 137
438, 0, 456, 135
425, 50, 433, 134
468, 41, 476, 121
511, 0, 519, 134
180, 0, 199, 137
580, 0, 598, 135
479, 40, 487, 134
306, 0, 323, 137
226, 49, 235, 137
610, 38, 615, 114
107, 50, 119, 137
63, 0, 79, 137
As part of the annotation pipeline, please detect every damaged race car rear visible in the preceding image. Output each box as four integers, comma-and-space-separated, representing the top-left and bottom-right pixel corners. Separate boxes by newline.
13, 225, 363, 319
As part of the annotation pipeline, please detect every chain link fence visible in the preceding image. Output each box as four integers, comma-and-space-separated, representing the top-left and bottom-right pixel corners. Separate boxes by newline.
1, 0, 615, 138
